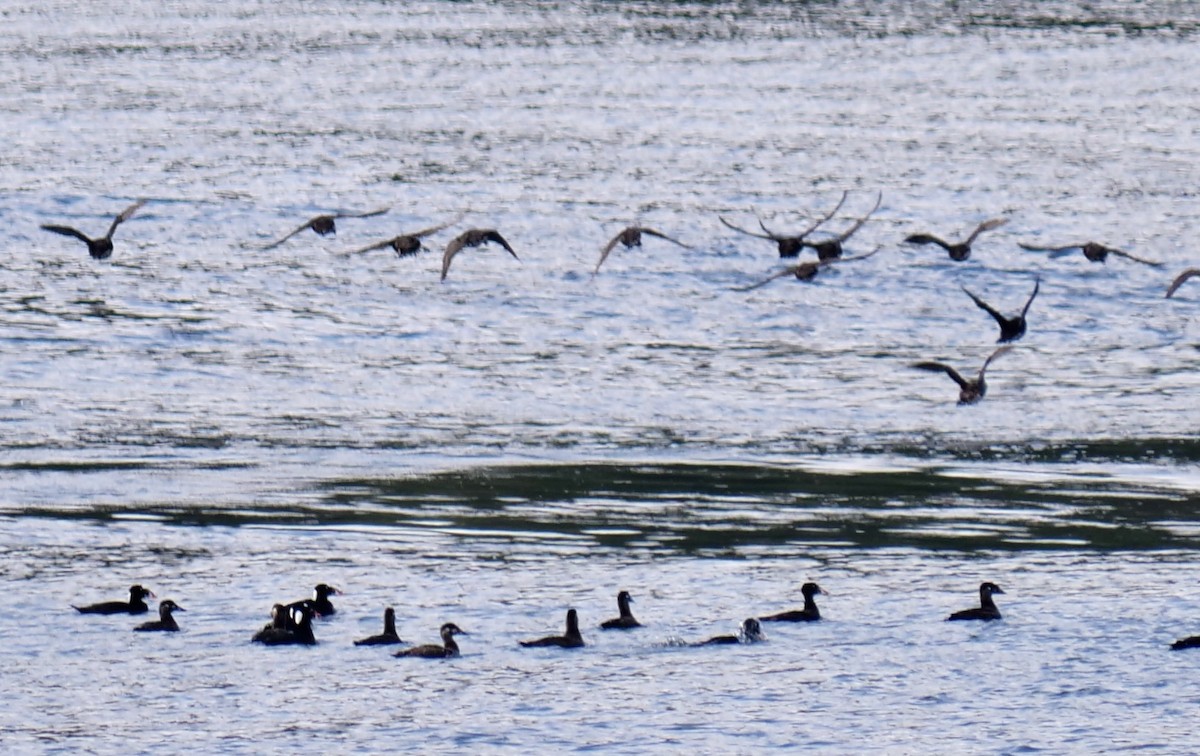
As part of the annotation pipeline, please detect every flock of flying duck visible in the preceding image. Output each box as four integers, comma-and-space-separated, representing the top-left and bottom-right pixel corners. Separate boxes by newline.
70, 581, 1200, 653
37, 194, 1198, 406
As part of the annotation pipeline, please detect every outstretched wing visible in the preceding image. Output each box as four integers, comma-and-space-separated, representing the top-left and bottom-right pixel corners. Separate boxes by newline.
335, 207, 390, 220
1165, 268, 1200, 298
263, 219, 316, 250
796, 190, 849, 239
482, 230, 518, 259
905, 233, 952, 251
441, 234, 469, 281
40, 225, 92, 244
912, 361, 970, 390
961, 286, 1007, 326
832, 245, 881, 265
962, 217, 1008, 246
1021, 278, 1041, 317
980, 345, 1014, 378
639, 228, 691, 249
341, 238, 395, 256
594, 231, 626, 275
1108, 247, 1163, 267
719, 215, 776, 241
831, 191, 881, 243
410, 212, 465, 239
1018, 241, 1082, 254
106, 199, 147, 239
732, 267, 799, 292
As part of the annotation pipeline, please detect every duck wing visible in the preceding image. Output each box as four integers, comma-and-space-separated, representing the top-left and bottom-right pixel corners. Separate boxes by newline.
720, 215, 776, 241
979, 345, 1014, 379
639, 227, 692, 249
961, 217, 1008, 246
106, 200, 147, 239
904, 233, 952, 252
1108, 247, 1163, 267
961, 286, 1007, 327
1166, 268, 1200, 298
41, 225, 93, 244
410, 213, 465, 239
912, 361, 970, 391
335, 207, 390, 220
342, 238, 395, 256
831, 191, 880, 242
1021, 278, 1041, 317
263, 218, 317, 250
594, 231, 626, 274
733, 267, 803, 292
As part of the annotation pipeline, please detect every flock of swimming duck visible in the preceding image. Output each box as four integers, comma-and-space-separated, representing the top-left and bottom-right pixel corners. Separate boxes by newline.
70, 581, 1200, 653
38, 194, 1199, 405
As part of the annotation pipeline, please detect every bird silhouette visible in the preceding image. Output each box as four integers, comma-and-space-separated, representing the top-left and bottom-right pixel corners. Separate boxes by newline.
721, 191, 871, 260
1166, 268, 1200, 298
1018, 240, 1162, 267
912, 345, 1014, 405
41, 200, 146, 260
441, 228, 518, 281
733, 246, 880, 291
905, 217, 1007, 261
263, 207, 390, 249
343, 214, 463, 258
593, 226, 691, 274
961, 278, 1040, 343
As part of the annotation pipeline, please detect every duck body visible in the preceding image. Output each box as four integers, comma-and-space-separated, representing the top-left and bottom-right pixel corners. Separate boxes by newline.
600, 591, 642, 630
134, 600, 185, 632
521, 608, 585, 648
760, 582, 824, 623
253, 603, 317, 645
394, 623, 466, 658
73, 585, 154, 615
354, 607, 402, 646
947, 582, 1005, 621
694, 618, 765, 646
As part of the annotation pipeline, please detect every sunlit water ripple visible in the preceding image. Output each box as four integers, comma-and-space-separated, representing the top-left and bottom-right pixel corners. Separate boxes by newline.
2, 1, 1199, 752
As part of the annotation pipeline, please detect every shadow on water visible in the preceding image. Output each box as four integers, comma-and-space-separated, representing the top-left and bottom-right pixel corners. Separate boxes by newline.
8, 449, 1199, 554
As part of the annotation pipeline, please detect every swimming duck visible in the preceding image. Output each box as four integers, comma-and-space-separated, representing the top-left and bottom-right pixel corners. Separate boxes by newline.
252, 602, 317, 645
905, 217, 1008, 261
72, 585, 154, 615
251, 604, 289, 643
760, 582, 825, 623
441, 229, 518, 281
354, 607, 403, 646
947, 582, 1005, 621
520, 608, 585, 648
393, 623, 467, 658
343, 214, 463, 258
1018, 240, 1162, 267
134, 600, 185, 632
593, 227, 691, 274
294, 584, 340, 617
1166, 268, 1200, 298
600, 591, 642, 630
961, 278, 1040, 343
263, 207, 390, 249
733, 246, 880, 291
912, 345, 1014, 405
694, 618, 766, 646
41, 200, 146, 260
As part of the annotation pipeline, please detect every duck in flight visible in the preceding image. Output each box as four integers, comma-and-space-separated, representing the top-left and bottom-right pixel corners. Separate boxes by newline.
720, 191, 880, 260
905, 217, 1008, 261
593, 226, 691, 274
343, 214, 463, 258
441, 228, 518, 281
1165, 268, 1200, 298
912, 345, 1014, 405
1018, 240, 1162, 267
263, 207, 390, 249
961, 278, 1040, 343
733, 246, 880, 291
41, 200, 147, 260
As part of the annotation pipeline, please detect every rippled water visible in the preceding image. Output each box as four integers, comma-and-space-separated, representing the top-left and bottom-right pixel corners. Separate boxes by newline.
2, 1, 1200, 752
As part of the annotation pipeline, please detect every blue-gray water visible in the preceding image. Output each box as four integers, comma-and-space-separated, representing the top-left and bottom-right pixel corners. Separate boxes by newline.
2, 1, 1200, 752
